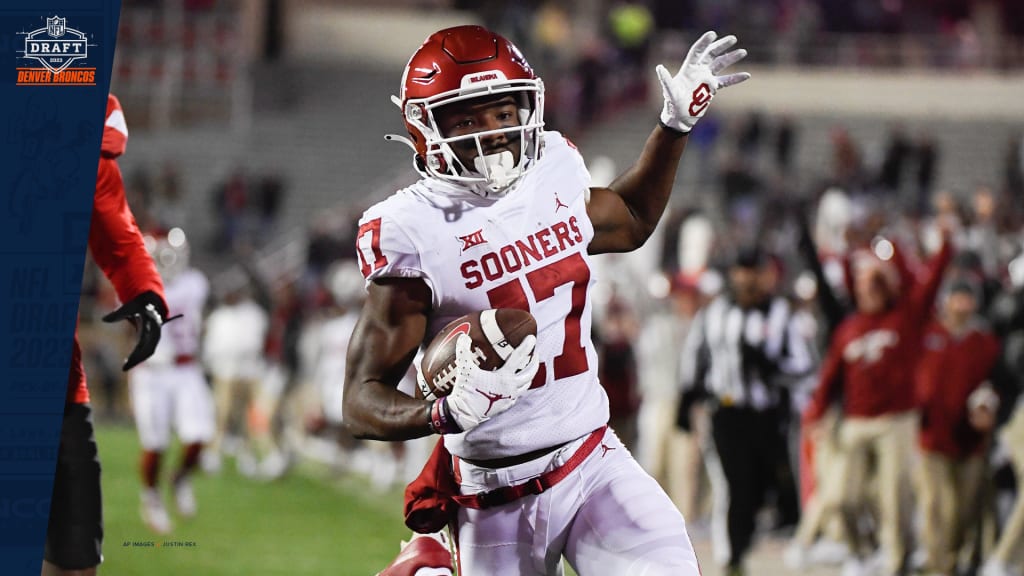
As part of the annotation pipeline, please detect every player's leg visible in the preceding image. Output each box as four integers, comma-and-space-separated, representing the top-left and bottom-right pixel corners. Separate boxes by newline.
453, 450, 575, 576
129, 369, 173, 534
42, 403, 103, 575
563, 427, 701, 576
454, 492, 565, 576
172, 365, 215, 517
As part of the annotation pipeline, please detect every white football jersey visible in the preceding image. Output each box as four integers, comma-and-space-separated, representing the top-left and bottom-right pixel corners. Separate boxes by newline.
357, 132, 609, 459
147, 268, 209, 365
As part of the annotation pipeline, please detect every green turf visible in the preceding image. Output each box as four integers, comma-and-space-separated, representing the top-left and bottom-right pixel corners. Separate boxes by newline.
97, 425, 581, 575
97, 425, 411, 575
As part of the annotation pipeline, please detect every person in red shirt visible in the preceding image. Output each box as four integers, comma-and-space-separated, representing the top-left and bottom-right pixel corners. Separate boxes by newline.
914, 278, 1001, 575
803, 230, 953, 576
43, 94, 170, 576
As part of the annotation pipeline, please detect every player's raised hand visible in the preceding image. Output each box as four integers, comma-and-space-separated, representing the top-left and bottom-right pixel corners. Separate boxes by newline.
656, 30, 750, 134
437, 333, 538, 433
102, 290, 178, 371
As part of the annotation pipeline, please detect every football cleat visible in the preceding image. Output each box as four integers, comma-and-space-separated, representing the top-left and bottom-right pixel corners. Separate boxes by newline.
140, 489, 173, 534
173, 478, 197, 518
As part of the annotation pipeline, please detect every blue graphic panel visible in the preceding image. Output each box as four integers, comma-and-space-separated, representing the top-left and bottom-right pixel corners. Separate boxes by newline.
0, 1, 120, 573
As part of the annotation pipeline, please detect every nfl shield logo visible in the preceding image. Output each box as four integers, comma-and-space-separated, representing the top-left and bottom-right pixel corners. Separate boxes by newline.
47, 16, 65, 38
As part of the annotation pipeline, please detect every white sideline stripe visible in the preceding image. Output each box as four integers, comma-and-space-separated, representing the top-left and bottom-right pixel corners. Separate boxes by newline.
479, 309, 512, 361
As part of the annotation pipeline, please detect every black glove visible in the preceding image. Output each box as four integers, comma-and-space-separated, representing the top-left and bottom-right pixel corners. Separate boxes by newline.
102, 290, 176, 371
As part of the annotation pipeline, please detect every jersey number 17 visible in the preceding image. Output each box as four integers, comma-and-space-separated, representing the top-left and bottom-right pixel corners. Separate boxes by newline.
486, 252, 590, 389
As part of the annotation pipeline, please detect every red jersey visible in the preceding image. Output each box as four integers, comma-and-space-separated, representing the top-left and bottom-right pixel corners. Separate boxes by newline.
915, 321, 1000, 457
67, 94, 165, 404
806, 240, 953, 422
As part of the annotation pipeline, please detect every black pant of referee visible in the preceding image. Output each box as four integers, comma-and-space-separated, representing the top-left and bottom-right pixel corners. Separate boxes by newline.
709, 405, 794, 572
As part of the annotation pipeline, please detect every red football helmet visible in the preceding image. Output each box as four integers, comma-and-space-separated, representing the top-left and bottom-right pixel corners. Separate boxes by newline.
389, 25, 545, 196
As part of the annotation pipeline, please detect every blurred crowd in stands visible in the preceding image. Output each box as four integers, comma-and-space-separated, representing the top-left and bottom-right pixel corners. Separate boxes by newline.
120, 161, 287, 255
452, 0, 1024, 140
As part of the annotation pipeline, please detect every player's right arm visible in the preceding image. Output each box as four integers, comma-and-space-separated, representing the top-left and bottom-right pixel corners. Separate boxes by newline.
343, 277, 436, 440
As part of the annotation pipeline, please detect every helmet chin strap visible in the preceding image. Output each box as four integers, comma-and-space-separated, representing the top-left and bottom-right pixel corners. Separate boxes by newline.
472, 151, 520, 194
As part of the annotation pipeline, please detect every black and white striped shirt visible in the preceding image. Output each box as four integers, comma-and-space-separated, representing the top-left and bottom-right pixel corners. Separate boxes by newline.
681, 295, 814, 411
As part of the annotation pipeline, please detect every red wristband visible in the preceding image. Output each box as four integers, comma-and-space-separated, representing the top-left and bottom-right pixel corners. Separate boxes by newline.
429, 398, 461, 435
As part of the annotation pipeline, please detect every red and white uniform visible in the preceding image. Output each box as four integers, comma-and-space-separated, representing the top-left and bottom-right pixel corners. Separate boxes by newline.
129, 269, 215, 449
360, 132, 699, 576
360, 133, 605, 460
69, 94, 165, 404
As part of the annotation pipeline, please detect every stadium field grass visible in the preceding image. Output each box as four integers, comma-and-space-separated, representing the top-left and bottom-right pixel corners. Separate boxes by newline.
96, 424, 411, 575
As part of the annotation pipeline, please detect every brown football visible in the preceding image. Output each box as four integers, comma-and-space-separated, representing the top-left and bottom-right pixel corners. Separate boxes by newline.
416, 308, 537, 400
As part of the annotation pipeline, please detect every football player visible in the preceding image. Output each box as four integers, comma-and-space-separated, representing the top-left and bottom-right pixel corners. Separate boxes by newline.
43, 94, 171, 576
129, 228, 214, 533
344, 26, 748, 575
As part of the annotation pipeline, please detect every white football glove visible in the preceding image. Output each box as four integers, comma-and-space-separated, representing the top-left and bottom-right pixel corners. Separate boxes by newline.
657, 30, 750, 134
441, 333, 538, 432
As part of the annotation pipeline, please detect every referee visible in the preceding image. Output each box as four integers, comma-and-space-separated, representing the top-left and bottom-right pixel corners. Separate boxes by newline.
677, 246, 813, 576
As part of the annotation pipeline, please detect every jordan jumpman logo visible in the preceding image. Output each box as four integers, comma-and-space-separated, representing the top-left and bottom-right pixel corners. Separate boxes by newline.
475, 389, 512, 416
554, 193, 568, 212
599, 443, 615, 457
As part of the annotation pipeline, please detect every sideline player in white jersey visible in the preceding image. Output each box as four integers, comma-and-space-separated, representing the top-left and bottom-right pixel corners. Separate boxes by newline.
129, 228, 215, 533
345, 25, 749, 576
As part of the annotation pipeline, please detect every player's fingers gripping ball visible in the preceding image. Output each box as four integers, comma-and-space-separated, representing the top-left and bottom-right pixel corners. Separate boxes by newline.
656, 30, 751, 134
445, 333, 538, 431
418, 309, 538, 433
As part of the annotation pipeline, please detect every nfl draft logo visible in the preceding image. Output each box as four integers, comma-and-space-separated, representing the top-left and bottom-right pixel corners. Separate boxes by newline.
17, 15, 96, 85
